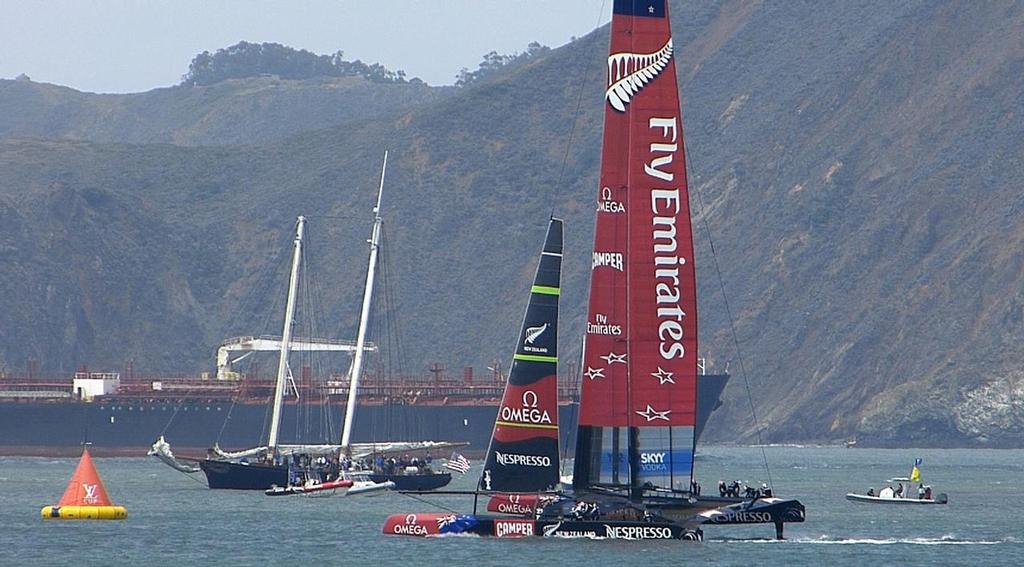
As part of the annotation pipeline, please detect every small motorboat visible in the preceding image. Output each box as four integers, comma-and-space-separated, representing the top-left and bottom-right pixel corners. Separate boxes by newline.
845, 486, 948, 505
347, 478, 396, 496
846, 460, 948, 505
265, 478, 354, 496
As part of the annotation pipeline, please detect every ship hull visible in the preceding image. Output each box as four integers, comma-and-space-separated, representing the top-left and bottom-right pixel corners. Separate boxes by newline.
0, 374, 728, 455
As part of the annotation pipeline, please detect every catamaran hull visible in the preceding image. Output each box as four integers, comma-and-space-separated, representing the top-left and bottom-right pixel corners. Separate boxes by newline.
690, 497, 806, 539
199, 459, 287, 490
383, 513, 702, 540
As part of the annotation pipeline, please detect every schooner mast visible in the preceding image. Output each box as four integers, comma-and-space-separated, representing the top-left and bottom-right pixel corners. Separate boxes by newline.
267, 215, 306, 457
341, 152, 388, 451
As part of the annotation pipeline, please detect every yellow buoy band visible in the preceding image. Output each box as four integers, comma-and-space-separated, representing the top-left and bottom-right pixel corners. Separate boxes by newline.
41, 505, 128, 520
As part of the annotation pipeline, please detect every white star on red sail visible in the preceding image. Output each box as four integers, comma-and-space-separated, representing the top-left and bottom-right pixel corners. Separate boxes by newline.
636, 405, 671, 422
651, 367, 675, 385
601, 352, 626, 365
584, 366, 605, 380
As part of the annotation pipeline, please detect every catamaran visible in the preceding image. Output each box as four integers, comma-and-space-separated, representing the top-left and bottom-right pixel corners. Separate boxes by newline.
383, 0, 805, 540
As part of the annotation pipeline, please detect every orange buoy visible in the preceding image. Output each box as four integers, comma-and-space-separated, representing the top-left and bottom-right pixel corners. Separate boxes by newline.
41, 448, 127, 520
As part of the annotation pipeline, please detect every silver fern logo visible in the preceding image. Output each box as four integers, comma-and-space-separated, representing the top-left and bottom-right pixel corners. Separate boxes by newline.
524, 323, 549, 344
606, 38, 674, 112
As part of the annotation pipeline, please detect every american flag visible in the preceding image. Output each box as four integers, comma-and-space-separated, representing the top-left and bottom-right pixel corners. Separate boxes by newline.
444, 452, 471, 474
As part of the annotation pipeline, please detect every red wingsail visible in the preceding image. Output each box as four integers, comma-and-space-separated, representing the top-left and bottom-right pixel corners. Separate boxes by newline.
575, 0, 698, 494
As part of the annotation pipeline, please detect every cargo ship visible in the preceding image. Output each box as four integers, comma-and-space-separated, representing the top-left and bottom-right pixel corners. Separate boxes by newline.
0, 364, 728, 457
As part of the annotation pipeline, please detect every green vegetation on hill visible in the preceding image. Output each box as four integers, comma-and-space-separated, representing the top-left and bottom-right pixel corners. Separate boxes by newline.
455, 42, 551, 87
182, 41, 415, 86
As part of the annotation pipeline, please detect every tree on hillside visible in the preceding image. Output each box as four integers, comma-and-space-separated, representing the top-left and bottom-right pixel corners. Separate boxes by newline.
181, 42, 412, 86
455, 42, 550, 87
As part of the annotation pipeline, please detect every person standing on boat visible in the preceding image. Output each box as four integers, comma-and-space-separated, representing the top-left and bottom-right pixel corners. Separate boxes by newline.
918, 484, 926, 499
895, 482, 904, 498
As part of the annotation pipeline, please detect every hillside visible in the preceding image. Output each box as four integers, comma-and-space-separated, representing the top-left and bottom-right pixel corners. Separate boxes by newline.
0, 75, 453, 145
1, 0, 1022, 446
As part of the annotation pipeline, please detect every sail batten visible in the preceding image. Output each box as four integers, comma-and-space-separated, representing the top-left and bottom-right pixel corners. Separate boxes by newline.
575, 0, 698, 497
480, 219, 563, 493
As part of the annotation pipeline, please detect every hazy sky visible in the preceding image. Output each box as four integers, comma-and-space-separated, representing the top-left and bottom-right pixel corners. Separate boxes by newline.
1, 0, 609, 93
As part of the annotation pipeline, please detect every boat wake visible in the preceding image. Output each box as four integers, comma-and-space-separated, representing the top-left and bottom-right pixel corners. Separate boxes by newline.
713, 534, 1007, 546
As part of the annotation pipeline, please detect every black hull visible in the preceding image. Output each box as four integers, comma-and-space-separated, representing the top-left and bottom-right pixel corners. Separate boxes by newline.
198, 459, 287, 490
483, 518, 701, 540
369, 472, 451, 491
385, 513, 702, 540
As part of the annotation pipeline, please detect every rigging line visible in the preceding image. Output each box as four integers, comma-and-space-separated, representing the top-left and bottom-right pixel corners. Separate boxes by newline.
304, 223, 339, 441
548, 0, 609, 212
166, 465, 208, 485
384, 225, 409, 386
690, 172, 774, 490
226, 223, 288, 334
544, 4, 609, 469
194, 228, 289, 446
215, 394, 240, 444
395, 485, 464, 511
378, 221, 411, 440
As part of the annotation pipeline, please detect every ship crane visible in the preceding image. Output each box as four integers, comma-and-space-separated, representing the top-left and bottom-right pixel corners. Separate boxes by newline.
215, 335, 376, 381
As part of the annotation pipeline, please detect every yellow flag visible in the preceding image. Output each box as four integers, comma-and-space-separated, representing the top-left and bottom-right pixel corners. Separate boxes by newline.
910, 466, 921, 483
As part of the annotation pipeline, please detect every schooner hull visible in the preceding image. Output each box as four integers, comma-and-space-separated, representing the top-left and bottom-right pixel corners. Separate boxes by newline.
199, 459, 287, 490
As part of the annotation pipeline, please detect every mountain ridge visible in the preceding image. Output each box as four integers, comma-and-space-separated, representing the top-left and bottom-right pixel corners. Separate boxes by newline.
1, 0, 1022, 446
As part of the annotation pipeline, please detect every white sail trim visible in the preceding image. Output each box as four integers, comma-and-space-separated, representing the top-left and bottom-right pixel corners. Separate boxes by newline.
201, 441, 465, 461
146, 436, 200, 473
606, 38, 674, 112
211, 443, 269, 460
347, 441, 467, 460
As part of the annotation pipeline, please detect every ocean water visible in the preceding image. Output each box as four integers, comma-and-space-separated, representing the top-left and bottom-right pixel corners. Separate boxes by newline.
2, 446, 1021, 566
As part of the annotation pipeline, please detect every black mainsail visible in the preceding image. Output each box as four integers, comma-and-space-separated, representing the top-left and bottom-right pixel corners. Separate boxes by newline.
479, 218, 563, 493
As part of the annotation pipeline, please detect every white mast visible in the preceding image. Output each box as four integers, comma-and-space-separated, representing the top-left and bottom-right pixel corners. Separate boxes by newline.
267, 215, 306, 457
341, 152, 388, 450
